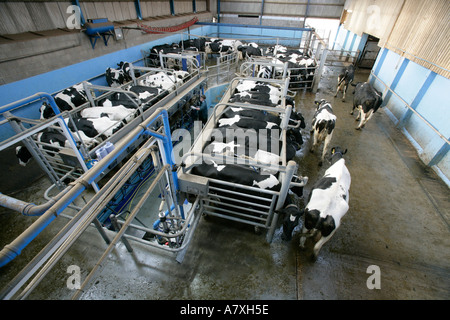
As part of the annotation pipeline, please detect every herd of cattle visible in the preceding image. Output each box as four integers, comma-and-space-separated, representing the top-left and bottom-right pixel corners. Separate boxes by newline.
13, 37, 384, 259
16, 61, 191, 167
146, 38, 317, 89
281, 64, 384, 258
192, 79, 306, 193
189, 62, 383, 259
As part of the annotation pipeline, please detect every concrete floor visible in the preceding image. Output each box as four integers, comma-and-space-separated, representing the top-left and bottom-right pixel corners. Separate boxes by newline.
0, 67, 449, 300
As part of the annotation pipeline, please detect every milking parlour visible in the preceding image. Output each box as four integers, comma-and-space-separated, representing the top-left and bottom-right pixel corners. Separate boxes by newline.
0, 0, 449, 307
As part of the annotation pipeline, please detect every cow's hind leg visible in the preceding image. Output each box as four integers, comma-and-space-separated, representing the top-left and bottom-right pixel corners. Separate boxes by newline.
334, 81, 342, 97
319, 133, 332, 166
310, 130, 318, 154
356, 106, 366, 130
362, 109, 374, 128
342, 84, 347, 101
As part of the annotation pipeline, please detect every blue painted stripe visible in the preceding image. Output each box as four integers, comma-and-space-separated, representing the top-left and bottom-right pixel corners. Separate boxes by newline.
373, 48, 388, 76
72, 0, 85, 25
381, 58, 409, 107
332, 24, 341, 50
357, 33, 368, 60
398, 71, 437, 127
196, 22, 313, 32
428, 140, 449, 166
349, 33, 357, 52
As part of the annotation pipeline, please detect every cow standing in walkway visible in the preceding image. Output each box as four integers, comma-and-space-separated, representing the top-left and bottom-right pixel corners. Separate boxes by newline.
334, 64, 355, 102
299, 147, 351, 259
351, 82, 383, 130
310, 100, 336, 166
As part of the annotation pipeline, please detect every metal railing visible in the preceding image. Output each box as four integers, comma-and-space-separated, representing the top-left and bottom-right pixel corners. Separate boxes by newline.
205, 51, 240, 87
1, 107, 201, 299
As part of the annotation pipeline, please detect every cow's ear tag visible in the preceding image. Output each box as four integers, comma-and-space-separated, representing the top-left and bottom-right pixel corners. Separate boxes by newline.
331, 148, 335, 154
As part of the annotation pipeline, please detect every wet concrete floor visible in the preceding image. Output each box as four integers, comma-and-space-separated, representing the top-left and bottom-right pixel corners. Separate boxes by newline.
0, 67, 449, 300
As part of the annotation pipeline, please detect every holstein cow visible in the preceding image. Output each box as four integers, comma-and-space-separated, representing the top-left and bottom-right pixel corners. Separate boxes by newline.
237, 44, 262, 60
229, 91, 281, 107
67, 116, 124, 140
235, 80, 283, 97
310, 99, 336, 166
105, 67, 126, 87
192, 162, 281, 191
179, 38, 206, 51
351, 82, 383, 130
138, 71, 188, 91
191, 161, 305, 199
205, 39, 239, 55
334, 64, 355, 101
80, 105, 135, 123
105, 61, 139, 87
299, 146, 351, 259
216, 108, 305, 161
40, 83, 91, 119
15, 129, 69, 166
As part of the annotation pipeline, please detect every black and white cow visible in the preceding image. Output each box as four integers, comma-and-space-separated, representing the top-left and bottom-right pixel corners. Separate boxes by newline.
15, 128, 75, 166
80, 105, 135, 123
192, 162, 281, 191
138, 71, 188, 91
235, 80, 283, 96
179, 38, 207, 51
280, 196, 304, 241
334, 64, 355, 101
205, 39, 242, 55
298, 146, 351, 259
67, 116, 124, 140
147, 43, 181, 67
127, 85, 165, 103
229, 91, 282, 107
98, 92, 140, 110
351, 82, 383, 130
310, 100, 336, 166
237, 44, 262, 60
40, 83, 91, 119
105, 67, 126, 87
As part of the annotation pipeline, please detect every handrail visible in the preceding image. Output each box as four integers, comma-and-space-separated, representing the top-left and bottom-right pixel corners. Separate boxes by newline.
0, 107, 177, 269
370, 71, 449, 145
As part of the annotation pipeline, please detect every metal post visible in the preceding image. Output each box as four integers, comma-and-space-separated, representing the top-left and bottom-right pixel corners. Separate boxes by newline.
266, 160, 297, 242
110, 215, 133, 252
312, 47, 328, 93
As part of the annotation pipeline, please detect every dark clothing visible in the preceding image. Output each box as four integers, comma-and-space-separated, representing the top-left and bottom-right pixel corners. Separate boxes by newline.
198, 99, 208, 124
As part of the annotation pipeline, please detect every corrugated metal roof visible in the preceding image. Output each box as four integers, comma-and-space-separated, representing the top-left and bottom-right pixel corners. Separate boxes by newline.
384, 0, 450, 79
343, 0, 450, 79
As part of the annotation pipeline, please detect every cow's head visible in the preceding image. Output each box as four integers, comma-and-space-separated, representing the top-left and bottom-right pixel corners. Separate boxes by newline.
314, 99, 330, 110
330, 146, 347, 164
40, 102, 56, 119
16, 146, 32, 166
281, 204, 303, 241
